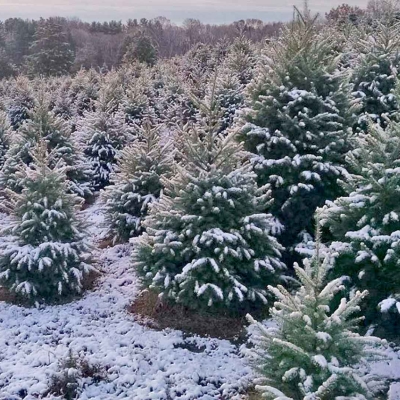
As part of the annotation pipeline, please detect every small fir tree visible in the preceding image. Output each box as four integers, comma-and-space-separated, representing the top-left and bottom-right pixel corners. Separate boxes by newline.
0, 97, 93, 199
0, 111, 11, 168
204, 69, 244, 134
132, 96, 286, 311
246, 226, 387, 400
6, 76, 35, 130
103, 122, 174, 243
0, 146, 94, 302
321, 119, 400, 336
77, 97, 132, 190
226, 36, 257, 85
241, 13, 353, 262
351, 22, 400, 131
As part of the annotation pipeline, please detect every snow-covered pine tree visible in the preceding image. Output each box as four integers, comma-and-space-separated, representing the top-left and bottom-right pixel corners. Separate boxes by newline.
241, 13, 353, 263
0, 111, 11, 168
226, 36, 257, 85
103, 122, 174, 243
122, 71, 157, 127
0, 95, 93, 199
321, 119, 400, 336
204, 68, 244, 134
0, 145, 94, 302
246, 226, 387, 400
77, 95, 131, 190
351, 22, 400, 131
68, 69, 99, 118
132, 95, 286, 311
6, 76, 35, 130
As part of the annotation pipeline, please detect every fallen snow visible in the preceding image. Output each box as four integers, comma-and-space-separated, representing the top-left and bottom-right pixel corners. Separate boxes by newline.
0, 202, 253, 399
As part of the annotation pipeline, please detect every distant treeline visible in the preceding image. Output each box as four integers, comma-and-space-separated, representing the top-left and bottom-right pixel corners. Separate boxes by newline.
0, 16, 282, 78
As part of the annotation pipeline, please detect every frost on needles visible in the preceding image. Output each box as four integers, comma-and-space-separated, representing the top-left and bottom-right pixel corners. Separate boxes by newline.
321, 119, 400, 336
240, 13, 353, 262
103, 121, 174, 243
132, 94, 286, 311
0, 145, 95, 302
246, 227, 387, 400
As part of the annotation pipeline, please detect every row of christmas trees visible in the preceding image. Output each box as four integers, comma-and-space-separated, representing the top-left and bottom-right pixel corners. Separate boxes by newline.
0, 10, 399, 325
0, 10, 399, 398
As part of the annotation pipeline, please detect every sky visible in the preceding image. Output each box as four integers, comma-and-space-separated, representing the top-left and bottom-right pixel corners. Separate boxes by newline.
0, 0, 370, 24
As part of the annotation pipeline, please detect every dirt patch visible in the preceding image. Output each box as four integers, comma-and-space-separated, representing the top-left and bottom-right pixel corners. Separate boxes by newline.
243, 388, 262, 400
0, 285, 16, 302
128, 289, 262, 342
98, 237, 114, 249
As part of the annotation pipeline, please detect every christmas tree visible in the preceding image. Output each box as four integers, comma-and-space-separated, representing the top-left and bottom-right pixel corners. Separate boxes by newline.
132, 95, 286, 311
240, 12, 353, 263
351, 22, 400, 131
0, 145, 94, 302
0, 95, 93, 199
103, 122, 174, 243
77, 95, 132, 190
246, 225, 387, 400
0, 110, 11, 168
321, 119, 400, 336
204, 69, 244, 134
6, 76, 35, 130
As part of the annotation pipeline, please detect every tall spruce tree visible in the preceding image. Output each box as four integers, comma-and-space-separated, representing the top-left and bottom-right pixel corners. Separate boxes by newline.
321, 120, 400, 337
132, 95, 286, 311
0, 96, 93, 199
241, 13, 353, 263
27, 18, 74, 77
0, 145, 94, 302
246, 226, 387, 400
103, 122, 174, 243
351, 22, 400, 131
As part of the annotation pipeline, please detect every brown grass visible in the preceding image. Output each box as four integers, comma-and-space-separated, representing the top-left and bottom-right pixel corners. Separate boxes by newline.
128, 289, 256, 342
97, 237, 114, 249
244, 388, 262, 400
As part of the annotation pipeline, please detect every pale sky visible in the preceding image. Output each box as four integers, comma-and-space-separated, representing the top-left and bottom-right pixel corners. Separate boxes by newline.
0, 0, 370, 24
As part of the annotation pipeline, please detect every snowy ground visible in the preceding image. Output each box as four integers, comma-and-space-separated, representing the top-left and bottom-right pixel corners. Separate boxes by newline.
1, 203, 400, 399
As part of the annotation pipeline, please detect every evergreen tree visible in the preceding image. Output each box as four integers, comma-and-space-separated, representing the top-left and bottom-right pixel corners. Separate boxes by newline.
351, 22, 400, 131
0, 146, 94, 302
204, 69, 244, 134
6, 76, 35, 130
321, 120, 400, 336
122, 71, 157, 127
27, 18, 74, 77
103, 122, 174, 243
132, 97, 286, 311
68, 69, 99, 118
1, 96, 93, 199
226, 36, 257, 85
122, 34, 158, 66
77, 96, 131, 190
241, 14, 353, 262
246, 228, 387, 400
0, 111, 11, 168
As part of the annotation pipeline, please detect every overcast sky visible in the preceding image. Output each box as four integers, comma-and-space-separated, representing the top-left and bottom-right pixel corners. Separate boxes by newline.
0, 0, 369, 24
